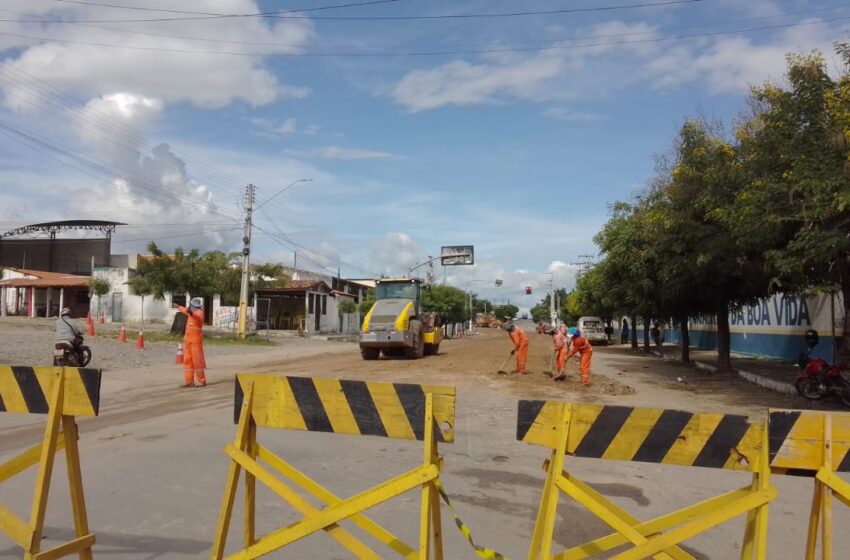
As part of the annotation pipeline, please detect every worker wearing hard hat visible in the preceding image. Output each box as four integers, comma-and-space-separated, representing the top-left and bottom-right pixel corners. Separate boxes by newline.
174, 297, 207, 387
566, 328, 593, 386
503, 323, 529, 374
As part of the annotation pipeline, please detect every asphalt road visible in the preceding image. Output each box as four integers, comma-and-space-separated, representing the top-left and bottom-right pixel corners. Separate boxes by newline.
0, 322, 846, 559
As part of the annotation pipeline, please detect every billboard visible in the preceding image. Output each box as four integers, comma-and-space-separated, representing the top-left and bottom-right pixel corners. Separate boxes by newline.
440, 245, 474, 266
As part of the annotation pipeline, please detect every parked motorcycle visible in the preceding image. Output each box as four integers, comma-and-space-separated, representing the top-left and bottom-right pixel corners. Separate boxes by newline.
795, 329, 850, 407
53, 333, 92, 367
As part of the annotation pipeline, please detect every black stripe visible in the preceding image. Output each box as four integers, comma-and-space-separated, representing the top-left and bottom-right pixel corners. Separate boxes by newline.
573, 406, 634, 458
393, 383, 445, 442
0, 390, 5, 412
693, 415, 751, 468
837, 449, 850, 473
340, 380, 388, 437
287, 377, 334, 433
233, 376, 243, 425
632, 410, 693, 463
77, 368, 101, 416
517, 400, 545, 442
768, 411, 801, 461
12, 366, 48, 414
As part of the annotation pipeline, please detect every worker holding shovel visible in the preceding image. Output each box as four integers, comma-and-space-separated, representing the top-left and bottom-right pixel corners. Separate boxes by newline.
549, 327, 568, 380
566, 328, 593, 386
502, 323, 529, 374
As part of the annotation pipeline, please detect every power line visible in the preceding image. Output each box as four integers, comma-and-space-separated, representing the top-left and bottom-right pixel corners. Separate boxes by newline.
38, 4, 850, 52
2, 14, 849, 57
17, 0, 702, 23
50, 0, 401, 17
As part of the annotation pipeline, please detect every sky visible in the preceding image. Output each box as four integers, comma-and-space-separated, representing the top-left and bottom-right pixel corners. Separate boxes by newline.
0, 0, 848, 312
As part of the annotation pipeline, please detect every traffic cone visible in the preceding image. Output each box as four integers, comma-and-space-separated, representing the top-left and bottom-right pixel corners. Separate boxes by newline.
86, 311, 92, 322
87, 319, 95, 337
135, 330, 144, 349
118, 325, 127, 343
175, 343, 184, 364
98, 311, 105, 324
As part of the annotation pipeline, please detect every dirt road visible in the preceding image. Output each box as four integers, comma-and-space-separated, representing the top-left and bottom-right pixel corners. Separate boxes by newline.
0, 321, 845, 559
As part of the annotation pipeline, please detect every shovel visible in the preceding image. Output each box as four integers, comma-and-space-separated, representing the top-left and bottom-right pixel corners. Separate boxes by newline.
496, 352, 514, 375
543, 352, 555, 378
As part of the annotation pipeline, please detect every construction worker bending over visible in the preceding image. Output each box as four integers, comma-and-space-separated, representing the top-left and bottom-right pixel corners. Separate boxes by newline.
503, 323, 529, 374
566, 328, 593, 386
549, 327, 568, 381
174, 297, 207, 388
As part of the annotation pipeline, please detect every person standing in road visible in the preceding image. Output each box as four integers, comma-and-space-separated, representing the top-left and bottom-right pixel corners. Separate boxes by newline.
549, 327, 568, 381
566, 328, 593, 386
503, 323, 529, 374
174, 297, 207, 388
620, 318, 630, 344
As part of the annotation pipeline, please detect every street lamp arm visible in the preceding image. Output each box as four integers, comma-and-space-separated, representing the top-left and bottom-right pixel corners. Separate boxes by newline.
255, 178, 312, 211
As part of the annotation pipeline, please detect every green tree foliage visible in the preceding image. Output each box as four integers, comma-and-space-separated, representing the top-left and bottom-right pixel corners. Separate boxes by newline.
493, 303, 519, 320
358, 289, 375, 314
732, 49, 850, 357
339, 299, 357, 315
89, 277, 110, 297
422, 285, 468, 325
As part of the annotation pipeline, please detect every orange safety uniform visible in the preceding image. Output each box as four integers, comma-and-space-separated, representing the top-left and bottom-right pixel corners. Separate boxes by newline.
567, 336, 593, 385
509, 327, 529, 373
552, 331, 567, 373
177, 305, 207, 386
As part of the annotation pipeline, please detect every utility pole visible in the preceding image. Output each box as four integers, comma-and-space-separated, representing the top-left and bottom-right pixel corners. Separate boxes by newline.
546, 272, 555, 326
236, 184, 256, 339
571, 254, 595, 279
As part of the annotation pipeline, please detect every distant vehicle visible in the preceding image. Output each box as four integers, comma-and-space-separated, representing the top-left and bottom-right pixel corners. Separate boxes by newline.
576, 316, 608, 345
521, 313, 528, 320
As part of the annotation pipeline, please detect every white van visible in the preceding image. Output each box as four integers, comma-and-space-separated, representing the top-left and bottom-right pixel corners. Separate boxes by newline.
576, 316, 608, 345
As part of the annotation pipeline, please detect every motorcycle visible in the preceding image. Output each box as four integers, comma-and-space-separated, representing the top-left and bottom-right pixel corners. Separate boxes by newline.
53, 333, 92, 367
795, 329, 850, 407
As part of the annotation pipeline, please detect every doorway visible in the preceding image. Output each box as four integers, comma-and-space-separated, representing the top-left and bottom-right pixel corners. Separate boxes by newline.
111, 292, 123, 323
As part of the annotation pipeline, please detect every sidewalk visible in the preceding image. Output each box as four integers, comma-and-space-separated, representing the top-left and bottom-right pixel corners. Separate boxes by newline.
650, 344, 799, 395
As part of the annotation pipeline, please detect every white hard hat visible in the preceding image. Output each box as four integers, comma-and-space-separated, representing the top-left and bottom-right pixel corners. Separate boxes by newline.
60, 307, 71, 316
190, 297, 203, 309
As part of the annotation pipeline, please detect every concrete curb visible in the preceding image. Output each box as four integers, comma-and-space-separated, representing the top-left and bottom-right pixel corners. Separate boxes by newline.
649, 349, 797, 395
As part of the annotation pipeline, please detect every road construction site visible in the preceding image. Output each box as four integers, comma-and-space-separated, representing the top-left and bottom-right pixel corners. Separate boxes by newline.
1, 319, 848, 559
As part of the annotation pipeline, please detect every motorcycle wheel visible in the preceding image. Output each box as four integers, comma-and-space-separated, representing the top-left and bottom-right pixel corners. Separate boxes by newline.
834, 375, 850, 408
795, 377, 825, 400
79, 347, 92, 367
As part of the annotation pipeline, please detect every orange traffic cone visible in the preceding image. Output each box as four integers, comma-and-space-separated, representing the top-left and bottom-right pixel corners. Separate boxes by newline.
86, 311, 92, 322
135, 330, 145, 349
87, 319, 95, 337
98, 311, 105, 324
175, 343, 184, 364
118, 325, 127, 343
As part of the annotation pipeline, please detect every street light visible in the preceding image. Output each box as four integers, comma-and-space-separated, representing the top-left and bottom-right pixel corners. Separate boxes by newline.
255, 178, 313, 211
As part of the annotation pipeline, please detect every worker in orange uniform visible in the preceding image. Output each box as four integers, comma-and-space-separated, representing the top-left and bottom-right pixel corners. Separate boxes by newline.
504, 323, 529, 374
549, 327, 568, 380
566, 328, 593, 385
174, 297, 207, 388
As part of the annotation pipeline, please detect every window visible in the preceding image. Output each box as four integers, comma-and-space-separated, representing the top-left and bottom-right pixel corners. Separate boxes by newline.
308, 293, 314, 314
172, 294, 186, 307
321, 295, 327, 315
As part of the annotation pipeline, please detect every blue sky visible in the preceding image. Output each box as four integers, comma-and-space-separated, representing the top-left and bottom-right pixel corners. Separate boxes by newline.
0, 0, 848, 310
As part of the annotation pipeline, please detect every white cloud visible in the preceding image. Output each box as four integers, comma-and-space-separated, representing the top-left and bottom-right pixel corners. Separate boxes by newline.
543, 107, 607, 123
251, 117, 299, 136
0, 1, 313, 110
370, 232, 419, 275
387, 18, 850, 111
283, 146, 397, 160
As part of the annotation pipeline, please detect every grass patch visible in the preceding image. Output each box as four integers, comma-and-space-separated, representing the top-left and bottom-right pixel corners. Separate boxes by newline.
139, 330, 276, 346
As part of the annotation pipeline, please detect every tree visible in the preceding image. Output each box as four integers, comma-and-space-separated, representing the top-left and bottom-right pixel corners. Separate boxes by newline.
733, 48, 850, 359
128, 275, 153, 325
358, 289, 375, 315
338, 299, 357, 332
422, 285, 468, 330
89, 277, 111, 318
494, 303, 519, 321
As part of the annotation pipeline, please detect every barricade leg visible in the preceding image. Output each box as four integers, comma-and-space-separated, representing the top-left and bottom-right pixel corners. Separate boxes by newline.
212, 383, 255, 560
739, 419, 770, 560
62, 414, 95, 560
25, 370, 65, 559
418, 393, 443, 560
527, 403, 570, 560
244, 421, 257, 549
802, 413, 846, 560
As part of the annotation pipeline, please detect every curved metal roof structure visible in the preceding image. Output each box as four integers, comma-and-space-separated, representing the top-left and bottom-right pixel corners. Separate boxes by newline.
0, 220, 125, 239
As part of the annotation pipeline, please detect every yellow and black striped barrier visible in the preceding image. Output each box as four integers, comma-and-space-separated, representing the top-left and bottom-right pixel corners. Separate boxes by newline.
518, 400, 775, 560
212, 373, 457, 560
0, 365, 101, 560
769, 409, 850, 560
